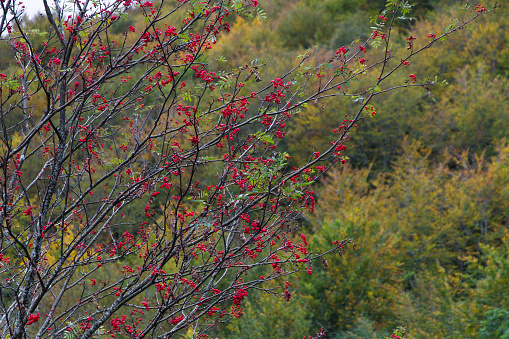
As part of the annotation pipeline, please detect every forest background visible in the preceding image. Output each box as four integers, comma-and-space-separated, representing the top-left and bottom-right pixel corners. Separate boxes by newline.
0, 0, 508, 338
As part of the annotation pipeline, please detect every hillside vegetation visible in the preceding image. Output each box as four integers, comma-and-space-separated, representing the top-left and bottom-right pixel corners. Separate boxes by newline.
1, 0, 507, 338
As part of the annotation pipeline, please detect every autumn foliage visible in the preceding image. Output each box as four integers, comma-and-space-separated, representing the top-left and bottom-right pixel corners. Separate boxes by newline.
0, 0, 502, 338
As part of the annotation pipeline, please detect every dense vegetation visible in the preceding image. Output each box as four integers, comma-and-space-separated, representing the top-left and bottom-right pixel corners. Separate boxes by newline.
207, 1, 509, 338
0, 0, 506, 338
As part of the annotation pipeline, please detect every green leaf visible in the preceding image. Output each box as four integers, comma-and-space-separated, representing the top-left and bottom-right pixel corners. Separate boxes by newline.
371, 36, 383, 49
350, 95, 365, 104
218, 75, 232, 90
295, 181, 314, 188
181, 91, 194, 102
255, 7, 267, 21
190, 0, 207, 13
4, 79, 20, 90
257, 132, 274, 144
177, 32, 190, 43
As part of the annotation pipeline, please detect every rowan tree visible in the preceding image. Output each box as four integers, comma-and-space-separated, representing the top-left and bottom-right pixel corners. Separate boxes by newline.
0, 0, 498, 338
